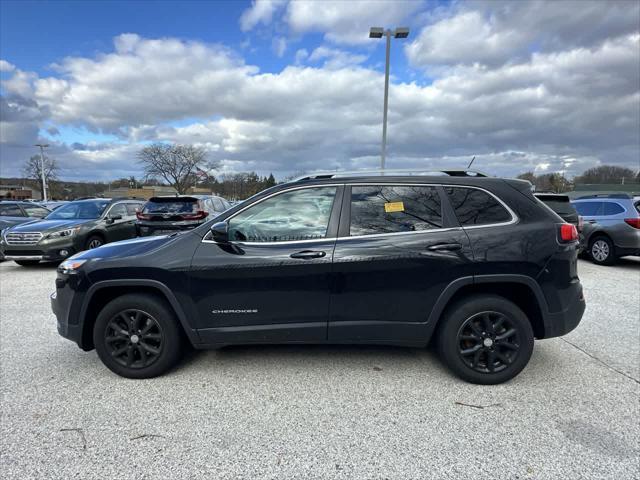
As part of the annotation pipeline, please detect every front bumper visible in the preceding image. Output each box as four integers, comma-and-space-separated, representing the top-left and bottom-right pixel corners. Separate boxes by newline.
1, 237, 78, 262
51, 273, 90, 350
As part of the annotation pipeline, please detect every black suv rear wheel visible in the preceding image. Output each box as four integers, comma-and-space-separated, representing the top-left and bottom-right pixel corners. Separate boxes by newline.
437, 295, 534, 384
93, 294, 184, 378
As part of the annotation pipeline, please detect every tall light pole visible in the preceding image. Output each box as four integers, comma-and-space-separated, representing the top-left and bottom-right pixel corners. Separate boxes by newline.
369, 27, 409, 170
34, 143, 49, 201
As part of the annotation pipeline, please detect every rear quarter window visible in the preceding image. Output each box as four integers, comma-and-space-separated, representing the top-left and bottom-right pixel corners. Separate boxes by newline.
445, 187, 512, 226
602, 202, 625, 215
572, 201, 603, 216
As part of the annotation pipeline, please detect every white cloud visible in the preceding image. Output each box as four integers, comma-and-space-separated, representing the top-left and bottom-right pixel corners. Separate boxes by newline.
0, 59, 16, 72
272, 36, 287, 58
239, 0, 287, 32
294, 48, 309, 64
308, 46, 368, 69
285, 0, 422, 45
406, 0, 640, 67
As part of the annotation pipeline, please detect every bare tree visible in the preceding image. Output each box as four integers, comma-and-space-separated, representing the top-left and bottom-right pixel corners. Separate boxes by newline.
137, 144, 210, 194
574, 165, 638, 184
23, 155, 58, 198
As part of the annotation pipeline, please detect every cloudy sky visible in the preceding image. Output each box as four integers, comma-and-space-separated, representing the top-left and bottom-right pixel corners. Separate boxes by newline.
1, 0, 639, 181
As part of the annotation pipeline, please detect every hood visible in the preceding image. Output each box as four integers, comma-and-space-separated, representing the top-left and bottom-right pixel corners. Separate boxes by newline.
71, 233, 180, 261
8, 218, 91, 232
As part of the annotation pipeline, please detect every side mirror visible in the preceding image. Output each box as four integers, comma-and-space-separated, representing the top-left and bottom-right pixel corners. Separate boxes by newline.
210, 221, 229, 243
106, 214, 122, 224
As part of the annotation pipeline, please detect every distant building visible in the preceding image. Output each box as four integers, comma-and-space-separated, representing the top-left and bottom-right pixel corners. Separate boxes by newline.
0, 184, 42, 200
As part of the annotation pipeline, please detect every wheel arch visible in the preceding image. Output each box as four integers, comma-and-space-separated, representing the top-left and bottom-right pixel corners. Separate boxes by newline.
79, 280, 200, 350
428, 275, 549, 340
84, 230, 106, 247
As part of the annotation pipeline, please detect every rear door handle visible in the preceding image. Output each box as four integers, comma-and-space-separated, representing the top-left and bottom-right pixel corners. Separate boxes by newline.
290, 250, 326, 259
426, 243, 462, 252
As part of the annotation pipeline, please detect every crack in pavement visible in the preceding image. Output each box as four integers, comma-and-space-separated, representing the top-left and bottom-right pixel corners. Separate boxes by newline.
560, 337, 639, 384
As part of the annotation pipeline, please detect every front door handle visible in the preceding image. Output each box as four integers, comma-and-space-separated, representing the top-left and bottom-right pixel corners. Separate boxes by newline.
426, 243, 462, 252
290, 250, 326, 259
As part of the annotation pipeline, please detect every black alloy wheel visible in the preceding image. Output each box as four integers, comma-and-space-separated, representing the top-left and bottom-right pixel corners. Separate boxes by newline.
93, 293, 184, 378
436, 294, 534, 384
104, 309, 163, 369
457, 311, 520, 374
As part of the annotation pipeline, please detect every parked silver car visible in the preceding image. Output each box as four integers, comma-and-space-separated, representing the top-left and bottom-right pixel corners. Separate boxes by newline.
571, 194, 640, 265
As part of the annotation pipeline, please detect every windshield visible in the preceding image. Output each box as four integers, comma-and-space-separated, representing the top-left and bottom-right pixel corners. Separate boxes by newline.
46, 200, 109, 220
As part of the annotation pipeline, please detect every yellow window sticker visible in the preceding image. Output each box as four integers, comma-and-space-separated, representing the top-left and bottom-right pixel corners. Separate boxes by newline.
384, 201, 405, 213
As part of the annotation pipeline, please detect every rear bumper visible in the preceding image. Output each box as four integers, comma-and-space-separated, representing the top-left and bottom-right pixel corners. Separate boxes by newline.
541, 282, 585, 339
136, 221, 203, 237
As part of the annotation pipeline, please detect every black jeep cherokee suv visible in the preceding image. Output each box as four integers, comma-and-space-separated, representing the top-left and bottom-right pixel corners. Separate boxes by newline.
51, 171, 585, 384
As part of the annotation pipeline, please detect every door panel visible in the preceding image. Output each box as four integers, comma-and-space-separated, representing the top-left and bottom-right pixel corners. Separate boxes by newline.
190, 239, 335, 343
330, 229, 473, 343
329, 184, 473, 344
189, 185, 344, 345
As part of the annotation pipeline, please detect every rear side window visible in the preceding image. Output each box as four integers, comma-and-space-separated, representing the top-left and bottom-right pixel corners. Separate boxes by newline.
0, 204, 24, 216
350, 185, 442, 236
445, 187, 512, 226
126, 204, 142, 216
573, 201, 603, 216
602, 202, 625, 215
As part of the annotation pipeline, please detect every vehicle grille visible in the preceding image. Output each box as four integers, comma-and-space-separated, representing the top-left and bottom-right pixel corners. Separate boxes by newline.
5, 232, 43, 245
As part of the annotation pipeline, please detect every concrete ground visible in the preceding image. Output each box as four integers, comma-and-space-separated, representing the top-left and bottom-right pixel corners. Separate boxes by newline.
0, 258, 638, 479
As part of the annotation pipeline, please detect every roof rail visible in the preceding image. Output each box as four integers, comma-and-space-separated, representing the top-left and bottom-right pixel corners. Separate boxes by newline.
292, 168, 489, 182
575, 193, 633, 200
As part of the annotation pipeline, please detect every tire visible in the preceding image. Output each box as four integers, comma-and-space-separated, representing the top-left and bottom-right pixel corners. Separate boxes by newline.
93, 294, 184, 379
589, 236, 615, 266
436, 294, 534, 385
15, 260, 40, 266
85, 235, 104, 250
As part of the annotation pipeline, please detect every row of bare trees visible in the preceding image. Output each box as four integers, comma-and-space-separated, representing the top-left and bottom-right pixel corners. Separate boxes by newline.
20, 143, 638, 199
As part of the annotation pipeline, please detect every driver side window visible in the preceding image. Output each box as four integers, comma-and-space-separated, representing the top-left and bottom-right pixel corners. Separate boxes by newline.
228, 187, 337, 242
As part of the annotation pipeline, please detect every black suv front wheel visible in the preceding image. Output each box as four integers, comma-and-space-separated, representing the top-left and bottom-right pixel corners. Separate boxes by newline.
93, 294, 184, 378
437, 295, 534, 384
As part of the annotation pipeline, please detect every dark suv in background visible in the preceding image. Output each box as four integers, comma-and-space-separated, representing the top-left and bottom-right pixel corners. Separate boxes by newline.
571, 194, 640, 265
135, 195, 231, 236
51, 170, 584, 384
1, 198, 144, 266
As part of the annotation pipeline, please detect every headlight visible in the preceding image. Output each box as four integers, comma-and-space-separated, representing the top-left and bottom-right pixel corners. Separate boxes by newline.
48, 227, 80, 239
58, 258, 87, 274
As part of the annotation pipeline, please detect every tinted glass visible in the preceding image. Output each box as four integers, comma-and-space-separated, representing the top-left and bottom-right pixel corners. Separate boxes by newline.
108, 204, 128, 217
445, 187, 512, 226
635, 201, 640, 214
0, 204, 24, 216
535, 196, 575, 215
228, 187, 336, 242
603, 202, 625, 215
126, 204, 142, 215
23, 206, 50, 218
143, 199, 197, 214
47, 200, 109, 220
572, 201, 603, 216
212, 198, 224, 211
350, 185, 442, 236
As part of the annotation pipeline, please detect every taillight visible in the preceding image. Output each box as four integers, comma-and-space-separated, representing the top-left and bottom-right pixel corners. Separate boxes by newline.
136, 211, 152, 220
559, 223, 578, 242
624, 218, 640, 229
182, 210, 209, 220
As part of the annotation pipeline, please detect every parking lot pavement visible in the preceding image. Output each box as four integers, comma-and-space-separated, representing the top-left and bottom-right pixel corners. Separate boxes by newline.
0, 259, 638, 479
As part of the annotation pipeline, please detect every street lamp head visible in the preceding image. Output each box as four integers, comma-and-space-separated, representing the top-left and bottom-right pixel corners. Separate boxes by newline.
369, 27, 384, 39
34, 144, 50, 148
393, 27, 410, 39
